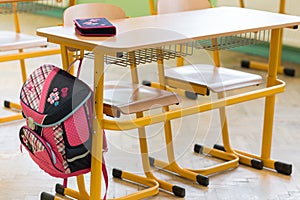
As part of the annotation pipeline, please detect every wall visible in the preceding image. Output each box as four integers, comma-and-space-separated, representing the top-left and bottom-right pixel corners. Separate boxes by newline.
76, 0, 217, 17
77, 0, 151, 17
217, 0, 300, 48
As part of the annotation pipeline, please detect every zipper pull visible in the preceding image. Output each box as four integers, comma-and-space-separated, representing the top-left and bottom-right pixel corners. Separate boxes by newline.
27, 117, 36, 130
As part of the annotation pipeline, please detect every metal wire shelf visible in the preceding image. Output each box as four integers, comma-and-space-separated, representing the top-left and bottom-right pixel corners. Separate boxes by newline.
84, 30, 270, 67
195, 30, 270, 50
84, 45, 194, 67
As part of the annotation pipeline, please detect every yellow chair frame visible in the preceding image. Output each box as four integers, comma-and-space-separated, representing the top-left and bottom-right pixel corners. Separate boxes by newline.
143, 0, 286, 186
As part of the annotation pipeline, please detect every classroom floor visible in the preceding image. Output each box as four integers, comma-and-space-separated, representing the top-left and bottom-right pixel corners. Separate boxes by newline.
1, 13, 300, 200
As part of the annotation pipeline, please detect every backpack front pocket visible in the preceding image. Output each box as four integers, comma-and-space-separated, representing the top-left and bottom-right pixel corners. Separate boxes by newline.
19, 126, 67, 178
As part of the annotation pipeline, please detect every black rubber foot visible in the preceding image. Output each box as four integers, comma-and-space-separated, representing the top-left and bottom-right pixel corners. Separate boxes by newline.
142, 80, 151, 86
251, 159, 263, 170
116, 52, 124, 58
40, 192, 55, 200
149, 156, 155, 167
196, 174, 209, 186
194, 144, 203, 154
112, 168, 122, 179
185, 91, 198, 100
172, 185, 185, 197
4, 100, 10, 108
284, 68, 295, 77
55, 184, 64, 195
241, 60, 250, 68
213, 144, 225, 152
275, 161, 292, 175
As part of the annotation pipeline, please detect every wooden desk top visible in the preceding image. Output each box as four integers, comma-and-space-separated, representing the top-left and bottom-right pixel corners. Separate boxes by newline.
37, 7, 300, 53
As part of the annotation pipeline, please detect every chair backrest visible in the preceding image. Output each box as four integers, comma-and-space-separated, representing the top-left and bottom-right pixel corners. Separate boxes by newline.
157, 0, 211, 14
63, 3, 126, 27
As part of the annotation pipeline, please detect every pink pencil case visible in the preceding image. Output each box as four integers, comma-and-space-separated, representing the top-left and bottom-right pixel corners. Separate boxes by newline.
74, 18, 116, 37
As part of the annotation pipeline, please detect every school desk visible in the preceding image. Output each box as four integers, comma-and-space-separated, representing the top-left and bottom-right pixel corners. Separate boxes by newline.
37, 6, 300, 199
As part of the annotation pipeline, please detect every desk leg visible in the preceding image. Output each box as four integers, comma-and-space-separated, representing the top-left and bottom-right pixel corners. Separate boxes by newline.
260, 28, 291, 174
60, 45, 70, 71
221, 28, 292, 175
261, 28, 283, 161
60, 44, 77, 75
90, 51, 105, 200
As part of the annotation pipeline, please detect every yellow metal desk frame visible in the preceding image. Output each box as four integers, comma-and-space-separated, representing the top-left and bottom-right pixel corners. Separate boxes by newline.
37, 6, 300, 200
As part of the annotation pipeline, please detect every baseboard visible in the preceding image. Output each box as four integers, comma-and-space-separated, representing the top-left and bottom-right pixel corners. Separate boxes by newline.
233, 43, 300, 64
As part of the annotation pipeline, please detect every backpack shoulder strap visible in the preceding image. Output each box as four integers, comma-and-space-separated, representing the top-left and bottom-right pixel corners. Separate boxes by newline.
102, 156, 108, 200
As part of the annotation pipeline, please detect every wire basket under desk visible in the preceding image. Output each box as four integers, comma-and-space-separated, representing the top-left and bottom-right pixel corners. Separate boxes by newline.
83, 30, 270, 67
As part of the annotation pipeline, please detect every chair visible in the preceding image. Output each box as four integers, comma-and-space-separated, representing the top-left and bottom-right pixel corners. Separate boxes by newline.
0, 1, 62, 124
149, 0, 211, 15
144, 0, 264, 184
157, 0, 211, 14
62, 3, 127, 27
41, 3, 187, 199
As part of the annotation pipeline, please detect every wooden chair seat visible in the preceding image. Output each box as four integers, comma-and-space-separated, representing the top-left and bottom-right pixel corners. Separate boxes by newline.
164, 64, 263, 94
103, 81, 181, 117
0, 31, 47, 51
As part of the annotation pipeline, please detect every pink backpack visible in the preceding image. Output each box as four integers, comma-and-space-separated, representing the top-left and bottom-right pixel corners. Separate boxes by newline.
19, 64, 108, 192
